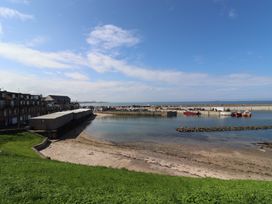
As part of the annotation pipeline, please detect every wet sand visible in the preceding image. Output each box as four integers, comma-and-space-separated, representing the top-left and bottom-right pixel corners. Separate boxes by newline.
40, 131, 272, 180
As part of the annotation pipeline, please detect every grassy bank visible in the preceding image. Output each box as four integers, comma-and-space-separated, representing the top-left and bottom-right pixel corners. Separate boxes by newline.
1, 132, 272, 203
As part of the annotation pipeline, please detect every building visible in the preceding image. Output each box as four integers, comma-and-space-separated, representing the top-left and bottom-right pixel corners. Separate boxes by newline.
44, 95, 76, 112
30, 109, 93, 138
0, 90, 47, 128
30, 109, 92, 131
44, 95, 71, 106
0, 90, 81, 129
212, 107, 225, 112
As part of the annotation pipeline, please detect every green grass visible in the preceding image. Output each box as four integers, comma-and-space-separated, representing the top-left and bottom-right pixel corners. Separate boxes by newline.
0, 132, 43, 158
1, 132, 272, 203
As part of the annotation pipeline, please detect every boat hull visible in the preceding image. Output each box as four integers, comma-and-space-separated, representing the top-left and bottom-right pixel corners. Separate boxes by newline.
220, 111, 232, 116
183, 111, 201, 116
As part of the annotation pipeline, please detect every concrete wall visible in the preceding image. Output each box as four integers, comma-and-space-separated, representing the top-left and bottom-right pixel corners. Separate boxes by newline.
161, 111, 177, 117
32, 136, 51, 159
73, 109, 92, 120
30, 109, 92, 131
99, 111, 177, 117
182, 105, 272, 111
199, 111, 220, 117
100, 111, 163, 116
226, 106, 272, 111
30, 113, 73, 130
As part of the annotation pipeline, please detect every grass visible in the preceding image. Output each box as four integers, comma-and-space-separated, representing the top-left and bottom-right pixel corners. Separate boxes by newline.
0, 132, 272, 203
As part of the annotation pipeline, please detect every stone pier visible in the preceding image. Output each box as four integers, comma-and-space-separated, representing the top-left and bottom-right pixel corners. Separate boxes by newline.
176, 125, 272, 133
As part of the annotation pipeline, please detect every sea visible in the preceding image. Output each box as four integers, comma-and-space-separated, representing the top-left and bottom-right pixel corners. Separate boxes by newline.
84, 110, 272, 149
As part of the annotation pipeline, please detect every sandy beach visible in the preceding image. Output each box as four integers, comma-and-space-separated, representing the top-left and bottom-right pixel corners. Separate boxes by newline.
40, 129, 272, 180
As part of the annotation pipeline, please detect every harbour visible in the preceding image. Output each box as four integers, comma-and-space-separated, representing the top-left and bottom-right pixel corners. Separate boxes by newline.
2, 1, 272, 202
93, 103, 272, 118
84, 111, 272, 146
40, 110, 272, 180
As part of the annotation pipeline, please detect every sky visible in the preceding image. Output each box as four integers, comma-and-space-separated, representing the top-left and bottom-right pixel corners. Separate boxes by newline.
0, 0, 272, 102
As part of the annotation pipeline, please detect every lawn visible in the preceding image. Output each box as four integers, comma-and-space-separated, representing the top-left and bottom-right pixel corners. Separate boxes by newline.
0, 132, 272, 203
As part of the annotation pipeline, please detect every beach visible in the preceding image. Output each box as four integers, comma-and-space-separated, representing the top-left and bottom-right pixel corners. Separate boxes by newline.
40, 130, 272, 180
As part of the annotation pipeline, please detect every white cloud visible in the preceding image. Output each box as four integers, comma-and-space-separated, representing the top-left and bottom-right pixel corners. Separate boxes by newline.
88, 52, 207, 84
0, 22, 271, 101
64, 72, 89, 81
1, 69, 272, 102
228, 8, 237, 19
6, 0, 30, 4
25, 36, 47, 47
0, 7, 33, 21
0, 23, 3, 36
225, 74, 272, 86
87, 52, 272, 88
0, 70, 162, 101
87, 24, 140, 50
0, 42, 88, 69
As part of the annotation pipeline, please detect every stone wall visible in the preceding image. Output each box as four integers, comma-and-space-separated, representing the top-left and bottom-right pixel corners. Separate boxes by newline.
176, 125, 272, 133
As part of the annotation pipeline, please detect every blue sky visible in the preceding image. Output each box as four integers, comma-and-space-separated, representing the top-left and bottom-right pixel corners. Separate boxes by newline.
0, 0, 272, 102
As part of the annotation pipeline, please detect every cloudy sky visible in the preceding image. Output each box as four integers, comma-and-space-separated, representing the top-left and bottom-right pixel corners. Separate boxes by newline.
0, 0, 272, 102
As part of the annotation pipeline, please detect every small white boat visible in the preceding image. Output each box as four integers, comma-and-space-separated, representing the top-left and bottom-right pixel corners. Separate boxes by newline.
242, 110, 252, 117
220, 111, 232, 116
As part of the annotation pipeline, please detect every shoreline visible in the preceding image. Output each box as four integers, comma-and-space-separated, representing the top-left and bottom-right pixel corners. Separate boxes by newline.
40, 130, 272, 180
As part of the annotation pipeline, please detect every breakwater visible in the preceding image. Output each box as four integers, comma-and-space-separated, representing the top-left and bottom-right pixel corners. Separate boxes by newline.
98, 111, 177, 117
180, 105, 272, 111
176, 125, 272, 132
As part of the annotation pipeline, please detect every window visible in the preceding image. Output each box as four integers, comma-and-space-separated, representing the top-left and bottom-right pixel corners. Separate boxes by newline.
0, 100, 4, 108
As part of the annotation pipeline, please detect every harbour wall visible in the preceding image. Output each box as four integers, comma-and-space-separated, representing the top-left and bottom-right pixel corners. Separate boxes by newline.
180, 105, 272, 111
177, 110, 221, 117
98, 111, 177, 117
226, 106, 272, 111
176, 125, 272, 133
199, 111, 220, 117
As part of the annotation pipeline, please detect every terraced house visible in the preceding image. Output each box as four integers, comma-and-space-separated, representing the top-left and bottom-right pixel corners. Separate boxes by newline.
0, 90, 47, 128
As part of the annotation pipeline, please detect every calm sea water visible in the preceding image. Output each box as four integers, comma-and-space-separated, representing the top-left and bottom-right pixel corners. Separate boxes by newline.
85, 111, 272, 148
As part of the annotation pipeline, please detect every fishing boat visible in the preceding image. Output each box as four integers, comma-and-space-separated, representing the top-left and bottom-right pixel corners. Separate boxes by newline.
242, 110, 252, 117
231, 112, 242, 118
220, 111, 232, 116
183, 111, 201, 116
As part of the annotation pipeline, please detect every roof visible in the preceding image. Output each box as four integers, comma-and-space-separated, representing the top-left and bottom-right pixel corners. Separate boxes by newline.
31, 109, 90, 120
31, 111, 72, 119
44, 95, 71, 102
0, 90, 39, 97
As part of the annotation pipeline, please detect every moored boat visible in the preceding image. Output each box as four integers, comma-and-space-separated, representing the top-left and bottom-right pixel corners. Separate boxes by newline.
231, 112, 242, 118
242, 110, 252, 117
183, 111, 201, 116
220, 111, 232, 116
